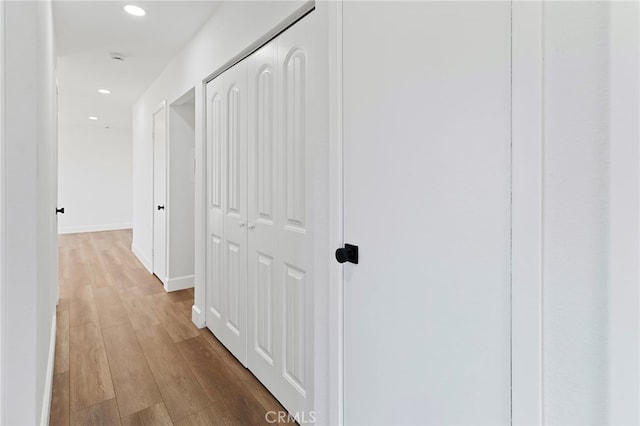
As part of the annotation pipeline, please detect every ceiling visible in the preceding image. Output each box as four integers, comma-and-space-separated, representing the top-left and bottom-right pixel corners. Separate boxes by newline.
54, 0, 221, 130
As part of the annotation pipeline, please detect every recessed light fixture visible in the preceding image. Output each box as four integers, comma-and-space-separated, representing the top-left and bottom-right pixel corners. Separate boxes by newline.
110, 52, 125, 62
98, 89, 111, 95
124, 4, 146, 17
89, 116, 98, 120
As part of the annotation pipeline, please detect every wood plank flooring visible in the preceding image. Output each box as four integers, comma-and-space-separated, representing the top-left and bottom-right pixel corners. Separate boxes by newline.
50, 230, 289, 426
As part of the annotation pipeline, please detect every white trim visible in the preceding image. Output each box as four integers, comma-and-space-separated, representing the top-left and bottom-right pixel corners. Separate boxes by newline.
0, 0, 5, 421
165, 274, 194, 292
152, 100, 168, 280
40, 313, 56, 426
608, 2, 639, 424
327, 1, 343, 425
191, 305, 205, 328
202, 0, 315, 85
511, 2, 543, 425
193, 81, 206, 343
164, 100, 173, 280
169, 86, 196, 108
131, 243, 153, 274
58, 223, 132, 235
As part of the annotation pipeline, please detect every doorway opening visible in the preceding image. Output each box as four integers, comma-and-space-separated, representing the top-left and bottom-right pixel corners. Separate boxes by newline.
165, 88, 196, 292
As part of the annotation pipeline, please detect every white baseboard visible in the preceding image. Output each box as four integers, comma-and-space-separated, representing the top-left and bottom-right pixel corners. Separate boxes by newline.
40, 312, 56, 426
131, 243, 152, 274
165, 274, 194, 292
58, 222, 132, 234
192, 305, 205, 328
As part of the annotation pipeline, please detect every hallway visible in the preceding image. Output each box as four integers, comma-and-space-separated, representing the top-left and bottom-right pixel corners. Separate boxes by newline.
50, 230, 287, 425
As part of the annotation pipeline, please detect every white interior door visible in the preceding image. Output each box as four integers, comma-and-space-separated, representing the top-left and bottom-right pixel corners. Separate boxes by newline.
222, 60, 249, 364
342, 2, 512, 425
153, 104, 167, 283
246, 13, 319, 417
206, 76, 225, 346
247, 37, 281, 392
206, 60, 249, 365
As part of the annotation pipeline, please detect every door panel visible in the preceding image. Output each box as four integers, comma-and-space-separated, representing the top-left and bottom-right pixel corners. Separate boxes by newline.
205, 60, 249, 366
246, 13, 318, 417
247, 38, 281, 391
153, 105, 167, 282
343, 2, 512, 425
222, 61, 248, 364
206, 79, 224, 324
274, 15, 316, 415
207, 13, 320, 417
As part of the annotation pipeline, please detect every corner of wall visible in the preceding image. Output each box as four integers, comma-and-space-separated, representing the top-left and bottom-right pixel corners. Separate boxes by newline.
131, 243, 152, 274
191, 304, 205, 328
39, 312, 56, 426
165, 275, 194, 292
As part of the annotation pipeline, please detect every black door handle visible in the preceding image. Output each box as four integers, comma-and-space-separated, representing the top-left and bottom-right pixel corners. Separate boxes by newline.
335, 244, 358, 264
56, 207, 65, 214
157, 205, 165, 211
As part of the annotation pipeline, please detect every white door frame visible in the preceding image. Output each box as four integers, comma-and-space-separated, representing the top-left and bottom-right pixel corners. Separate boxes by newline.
510, 2, 640, 423
326, 1, 344, 425
331, 1, 546, 425
152, 100, 168, 284
0, 0, 5, 421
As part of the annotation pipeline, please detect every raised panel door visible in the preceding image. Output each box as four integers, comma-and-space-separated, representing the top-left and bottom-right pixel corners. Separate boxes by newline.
205, 78, 225, 336
247, 38, 282, 394
221, 60, 249, 365
206, 60, 249, 366
274, 15, 318, 416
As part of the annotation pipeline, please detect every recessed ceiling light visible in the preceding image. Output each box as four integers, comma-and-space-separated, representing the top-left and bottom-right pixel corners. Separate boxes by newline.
98, 89, 111, 94
89, 116, 98, 120
110, 52, 125, 62
124, 5, 146, 17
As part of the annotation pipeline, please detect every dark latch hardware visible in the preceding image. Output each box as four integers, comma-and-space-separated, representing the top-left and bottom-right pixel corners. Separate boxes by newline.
157, 205, 165, 211
56, 207, 65, 214
335, 244, 358, 264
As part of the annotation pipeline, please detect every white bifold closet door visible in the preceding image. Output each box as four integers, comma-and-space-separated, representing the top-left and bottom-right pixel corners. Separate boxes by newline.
206, 60, 249, 365
247, 15, 316, 415
206, 12, 318, 418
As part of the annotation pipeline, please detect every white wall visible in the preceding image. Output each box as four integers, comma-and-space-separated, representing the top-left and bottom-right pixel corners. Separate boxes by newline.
58, 124, 132, 234
607, 2, 639, 424
167, 97, 195, 289
541, 2, 639, 424
131, 1, 640, 425
543, 3, 610, 423
0, 0, 58, 424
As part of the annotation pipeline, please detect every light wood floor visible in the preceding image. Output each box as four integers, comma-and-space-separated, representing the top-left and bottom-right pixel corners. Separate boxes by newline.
50, 230, 288, 426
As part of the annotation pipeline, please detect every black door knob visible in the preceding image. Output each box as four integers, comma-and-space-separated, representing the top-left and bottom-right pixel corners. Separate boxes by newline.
335, 244, 358, 264
56, 207, 65, 214
157, 205, 165, 211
